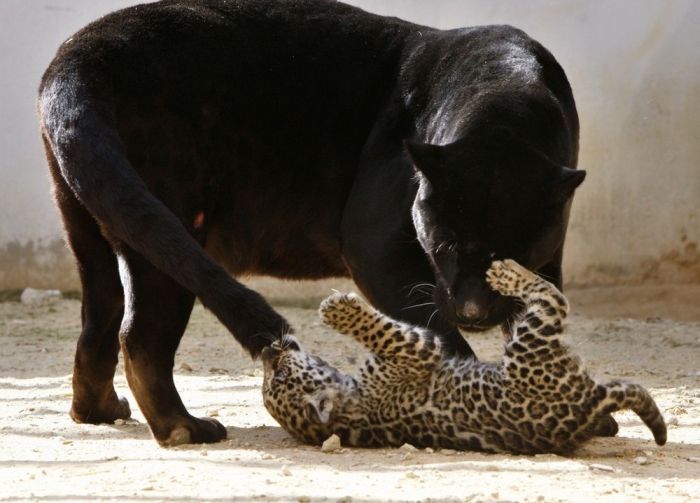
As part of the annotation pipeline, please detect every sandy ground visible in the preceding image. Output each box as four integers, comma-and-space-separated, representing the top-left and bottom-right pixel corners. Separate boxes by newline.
1, 286, 699, 502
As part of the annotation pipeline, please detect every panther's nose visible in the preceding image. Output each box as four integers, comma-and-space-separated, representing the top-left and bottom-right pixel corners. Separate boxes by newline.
461, 301, 487, 322
455, 278, 490, 324
459, 301, 488, 324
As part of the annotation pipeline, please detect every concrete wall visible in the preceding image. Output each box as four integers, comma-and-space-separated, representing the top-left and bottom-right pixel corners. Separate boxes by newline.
1, 0, 698, 290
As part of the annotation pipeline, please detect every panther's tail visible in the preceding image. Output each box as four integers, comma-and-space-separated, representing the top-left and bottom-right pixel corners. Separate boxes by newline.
38, 69, 289, 356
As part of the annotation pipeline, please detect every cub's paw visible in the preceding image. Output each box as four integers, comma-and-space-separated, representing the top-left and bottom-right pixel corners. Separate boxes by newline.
486, 259, 536, 297
320, 292, 365, 332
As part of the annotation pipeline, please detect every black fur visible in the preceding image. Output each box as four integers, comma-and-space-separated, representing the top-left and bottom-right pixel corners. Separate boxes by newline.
38, 0, 583, 444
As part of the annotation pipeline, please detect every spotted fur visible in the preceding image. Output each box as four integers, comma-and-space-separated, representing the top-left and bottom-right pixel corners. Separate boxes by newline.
262, 260, 667, 454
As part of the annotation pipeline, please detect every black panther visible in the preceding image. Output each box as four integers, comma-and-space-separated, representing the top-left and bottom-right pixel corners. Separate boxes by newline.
38, 0, 592, 445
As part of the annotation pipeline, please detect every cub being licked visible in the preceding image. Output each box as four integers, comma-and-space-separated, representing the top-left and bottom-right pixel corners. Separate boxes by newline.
262, 260, 666, 454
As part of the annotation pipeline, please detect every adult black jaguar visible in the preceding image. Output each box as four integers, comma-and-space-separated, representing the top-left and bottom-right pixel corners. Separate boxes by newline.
39, 0, 587, 445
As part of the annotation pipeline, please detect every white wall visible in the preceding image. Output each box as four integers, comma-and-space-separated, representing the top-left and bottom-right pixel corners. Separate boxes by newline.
1, 0, 698, 289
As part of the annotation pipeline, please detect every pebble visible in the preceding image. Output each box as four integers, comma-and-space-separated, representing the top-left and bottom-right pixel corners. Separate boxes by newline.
298, 497, 310, 503
114, 419, 126, 426
688, 457, 700, 463
405, 471, 419, 479
321, 434, 342, 453
589, 463, 615, 472
20, 288, 61, 304
633, 456, 649, 465
207, 408, 220, 417
281, 466, 292, 476
441, 449, 456, 455
424, 447, 434, 453
399, 443, 418, 451
178, 362, 193, 372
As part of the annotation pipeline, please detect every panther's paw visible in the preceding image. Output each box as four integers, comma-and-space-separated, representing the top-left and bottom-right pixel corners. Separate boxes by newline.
320, 292, 365, 332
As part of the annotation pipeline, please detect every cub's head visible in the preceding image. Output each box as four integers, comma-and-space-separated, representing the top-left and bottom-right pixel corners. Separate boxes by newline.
405, 127, 585, 331
261, 335, 342, 444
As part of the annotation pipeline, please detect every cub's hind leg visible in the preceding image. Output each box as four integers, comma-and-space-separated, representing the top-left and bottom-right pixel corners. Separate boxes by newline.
47, 139, 130, 424
486, 259, 619, 436
486, 259, 568, 313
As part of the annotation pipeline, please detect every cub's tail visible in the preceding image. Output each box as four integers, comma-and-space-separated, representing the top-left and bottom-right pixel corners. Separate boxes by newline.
596, 381, 667, 446
38, 71, 288, 356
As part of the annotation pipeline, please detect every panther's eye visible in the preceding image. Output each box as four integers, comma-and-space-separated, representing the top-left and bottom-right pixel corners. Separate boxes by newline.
274, 369, 287, 382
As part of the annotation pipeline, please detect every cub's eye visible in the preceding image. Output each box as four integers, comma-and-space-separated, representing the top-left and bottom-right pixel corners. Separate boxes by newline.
274, 369, 287, 382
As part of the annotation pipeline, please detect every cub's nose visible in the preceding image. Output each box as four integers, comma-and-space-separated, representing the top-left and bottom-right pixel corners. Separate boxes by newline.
261, 346, 280, 363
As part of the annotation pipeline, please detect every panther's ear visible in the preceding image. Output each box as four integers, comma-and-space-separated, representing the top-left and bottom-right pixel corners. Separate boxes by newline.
404, 140, 445, 187
304, 391, 334, 424
552, 167, 586, 203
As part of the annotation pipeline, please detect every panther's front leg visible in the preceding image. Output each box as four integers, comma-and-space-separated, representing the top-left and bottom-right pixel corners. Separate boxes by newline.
320, 293, 443, 369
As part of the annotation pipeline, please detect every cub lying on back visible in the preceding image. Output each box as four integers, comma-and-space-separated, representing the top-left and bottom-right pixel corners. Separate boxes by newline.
261, 260, 666, 454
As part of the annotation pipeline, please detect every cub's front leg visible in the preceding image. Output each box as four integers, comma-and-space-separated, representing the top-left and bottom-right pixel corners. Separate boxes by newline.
319, 293, 442, 369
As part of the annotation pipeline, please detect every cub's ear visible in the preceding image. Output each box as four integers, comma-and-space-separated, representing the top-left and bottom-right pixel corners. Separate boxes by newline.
304, 391, 334, 424
403, 139, 445, 186
552, 167, 586, 203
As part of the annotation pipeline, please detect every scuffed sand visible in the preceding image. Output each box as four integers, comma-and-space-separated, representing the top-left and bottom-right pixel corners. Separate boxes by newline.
1, 287, 699, 502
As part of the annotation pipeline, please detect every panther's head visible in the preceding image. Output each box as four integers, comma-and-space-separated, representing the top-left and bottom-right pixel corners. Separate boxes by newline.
261, 335, 344, 444
405, 126, 584, 332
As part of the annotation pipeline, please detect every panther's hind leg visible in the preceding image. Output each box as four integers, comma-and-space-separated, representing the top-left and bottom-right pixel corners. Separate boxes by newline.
46, 136, 130, 424
117, 248, 226, 446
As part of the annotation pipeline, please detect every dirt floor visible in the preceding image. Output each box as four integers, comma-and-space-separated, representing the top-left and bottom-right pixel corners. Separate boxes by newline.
1, 285, 699, 502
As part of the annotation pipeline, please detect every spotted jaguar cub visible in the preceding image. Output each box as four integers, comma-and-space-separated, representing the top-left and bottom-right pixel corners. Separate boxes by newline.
261, 260, 666, 454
